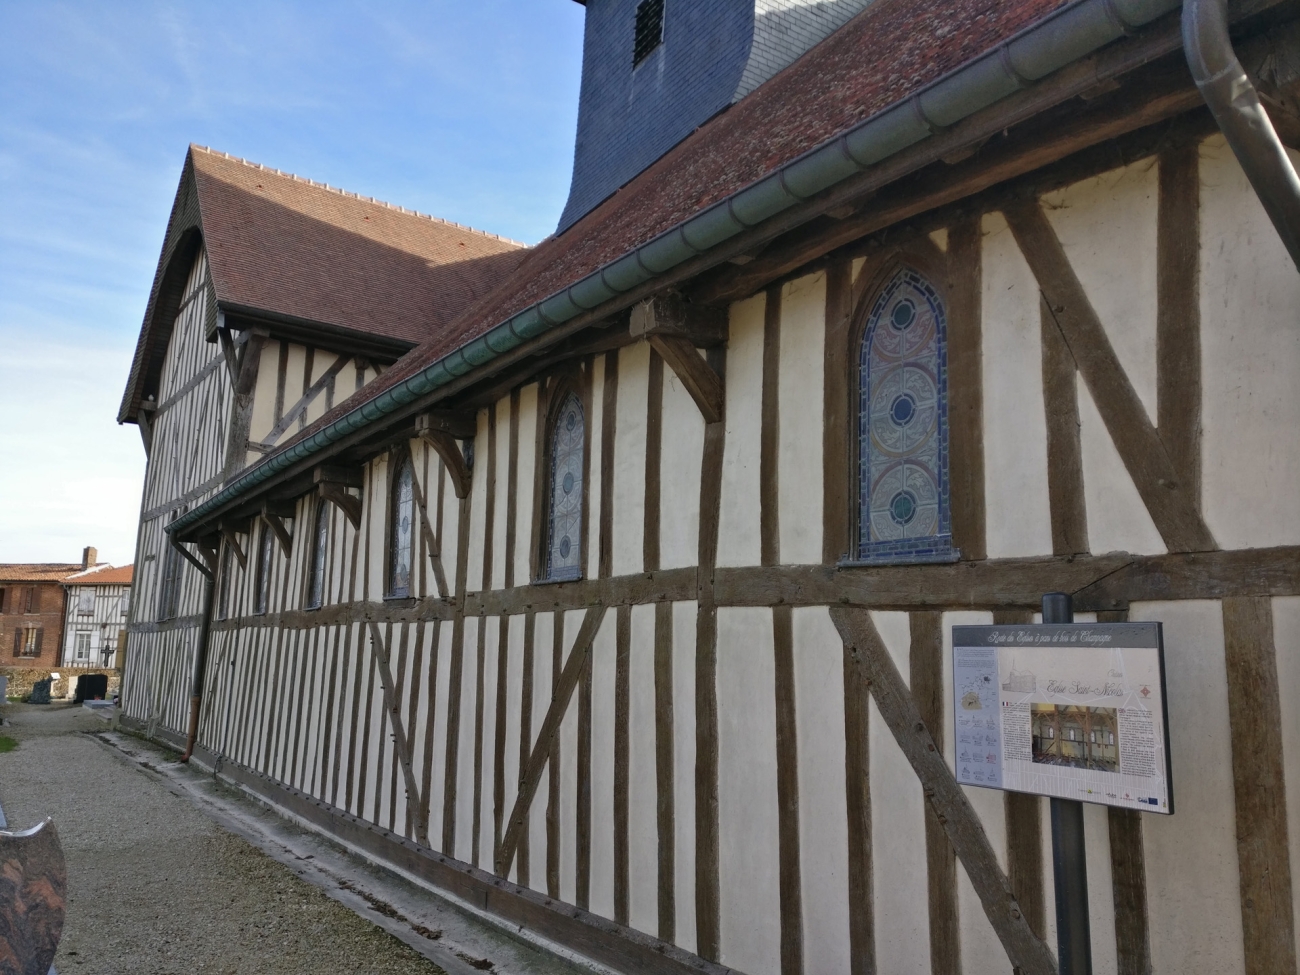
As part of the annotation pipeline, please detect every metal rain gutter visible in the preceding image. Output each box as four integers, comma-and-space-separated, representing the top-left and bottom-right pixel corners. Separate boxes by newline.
168, 0, 1182, 540
1183, 0, 1300, 267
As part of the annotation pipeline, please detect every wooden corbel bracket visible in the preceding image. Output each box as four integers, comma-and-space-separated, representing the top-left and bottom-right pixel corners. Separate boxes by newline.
315, 465, 363, 529
261, 505, 293, 556
414, 413, 474, 499
630, 292, 726, 423
219, 525, 247, 570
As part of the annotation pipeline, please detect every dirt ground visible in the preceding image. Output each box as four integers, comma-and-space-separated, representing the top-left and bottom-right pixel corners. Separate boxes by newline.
0, 702, 447, 975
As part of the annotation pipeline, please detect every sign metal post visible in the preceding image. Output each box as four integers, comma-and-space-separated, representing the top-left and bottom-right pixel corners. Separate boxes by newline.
1042, 591, 1092, 975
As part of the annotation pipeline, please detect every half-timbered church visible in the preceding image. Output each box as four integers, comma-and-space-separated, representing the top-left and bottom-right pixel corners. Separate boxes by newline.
119, 0, 1300, 972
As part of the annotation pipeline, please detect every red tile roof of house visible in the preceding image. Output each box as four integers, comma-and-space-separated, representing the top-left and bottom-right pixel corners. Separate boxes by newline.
265, 0, 1068, 450
120, 149, 530, 422
0, 564, 92, 583
63, 564, 134, 585
189, 147, 529, 345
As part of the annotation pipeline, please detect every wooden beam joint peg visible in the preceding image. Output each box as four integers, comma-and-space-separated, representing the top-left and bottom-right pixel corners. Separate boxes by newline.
415, 413, 474, 499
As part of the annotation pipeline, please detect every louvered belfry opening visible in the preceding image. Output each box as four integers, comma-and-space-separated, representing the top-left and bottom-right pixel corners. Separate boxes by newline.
633, 0, 664, 66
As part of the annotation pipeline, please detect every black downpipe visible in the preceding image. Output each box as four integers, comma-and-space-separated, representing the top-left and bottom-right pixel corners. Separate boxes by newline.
1184, 0, 1300, 269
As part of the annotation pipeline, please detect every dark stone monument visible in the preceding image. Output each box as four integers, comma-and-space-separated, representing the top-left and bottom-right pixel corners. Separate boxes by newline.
72, 675, 107, 704
27, 680, 51, 706
0, 819, 67, 975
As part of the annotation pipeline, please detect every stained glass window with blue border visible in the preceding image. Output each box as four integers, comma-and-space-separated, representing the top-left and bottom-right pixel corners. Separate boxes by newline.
546, 393, 585, 582
388, 456, 414, 598
856, 267, 958, 564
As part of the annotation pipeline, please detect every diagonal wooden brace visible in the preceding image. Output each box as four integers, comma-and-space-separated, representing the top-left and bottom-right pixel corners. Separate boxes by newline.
649, 333, 725, 424
416, 413, 474, 499
495, 605, 607, 877
829, 607, 1058, 975
368, 620, 429, 846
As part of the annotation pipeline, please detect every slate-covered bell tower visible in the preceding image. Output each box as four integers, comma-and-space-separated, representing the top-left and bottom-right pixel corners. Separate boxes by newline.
558, 0, 875, 234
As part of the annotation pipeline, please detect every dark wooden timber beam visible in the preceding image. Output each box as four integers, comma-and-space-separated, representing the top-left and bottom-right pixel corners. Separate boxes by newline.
415, 414, 474, 499
315, 465, 362, 529
261, 506, 293, 557
648, 334, 725, 424
219, 526, 247, 570
830, 608, 1056, 975
367, 621, 430, 846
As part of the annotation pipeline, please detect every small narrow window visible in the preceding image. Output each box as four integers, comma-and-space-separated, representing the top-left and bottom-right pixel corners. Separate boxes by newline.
307, 501, 329, 609
24, 587, 37, 614
545, 392, 585, 582
157, 539, 185, 620
75, 632, 91, 661
254, 521, 274, 615
216, 543, 232, 621
857, 267, 955, 564
633, 0, 664, 66
77, 589, 95, 614
387, 456, 414, 598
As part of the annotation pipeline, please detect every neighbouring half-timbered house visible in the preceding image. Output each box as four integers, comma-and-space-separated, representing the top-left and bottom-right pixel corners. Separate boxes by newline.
119, 1, 1300, 973
60, 560, 133, 669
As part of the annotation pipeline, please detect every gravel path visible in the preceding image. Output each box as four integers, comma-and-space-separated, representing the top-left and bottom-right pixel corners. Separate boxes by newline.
0, 702, 447, 975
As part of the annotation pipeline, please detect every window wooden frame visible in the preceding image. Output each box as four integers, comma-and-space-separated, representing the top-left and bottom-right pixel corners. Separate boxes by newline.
305, 496, 330, 610
254, 519, 275, 615
846, 246, 957, 565
384, 447, 416, 601
531, 363, 593, 583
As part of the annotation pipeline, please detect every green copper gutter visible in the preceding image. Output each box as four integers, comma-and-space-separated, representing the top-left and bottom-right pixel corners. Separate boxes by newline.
168, 0, 1182, 540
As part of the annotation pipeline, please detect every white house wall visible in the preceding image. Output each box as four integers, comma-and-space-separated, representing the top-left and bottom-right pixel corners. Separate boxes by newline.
122, 134, 1300, 975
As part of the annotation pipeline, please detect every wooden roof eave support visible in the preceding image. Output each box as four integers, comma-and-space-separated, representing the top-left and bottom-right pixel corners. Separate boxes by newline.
136, 400, 156, 456
219, 525, 247, 570
314, 464, 363, 529
261, 505, 293, 557
415, 411, 475, 499
630, 292, 726, 424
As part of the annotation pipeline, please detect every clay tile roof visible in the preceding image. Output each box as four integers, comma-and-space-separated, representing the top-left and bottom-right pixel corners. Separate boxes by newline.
190, 147, 530, 345
63, 564, 134, 585
268, 0, 1067, 452
119, 149, 531, 423
0, 564, 87, 583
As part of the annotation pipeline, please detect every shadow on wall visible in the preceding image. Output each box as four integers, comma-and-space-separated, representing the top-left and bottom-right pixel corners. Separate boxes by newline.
735, 0, 877, 99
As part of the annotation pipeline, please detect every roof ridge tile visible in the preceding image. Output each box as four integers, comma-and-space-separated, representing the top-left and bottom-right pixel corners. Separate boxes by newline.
188, 143, 526, 247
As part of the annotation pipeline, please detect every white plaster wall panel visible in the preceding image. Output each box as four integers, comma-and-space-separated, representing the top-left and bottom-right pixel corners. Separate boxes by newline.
282, 344, 307, 423
852, 256, 865, 282
514, 384, 540, 585
454, 617, 481, 862
981, 212, 1054, 558
1041, 162, 1159, 416
492, 398, 511, 590
464, 410, 491, 593
1084, 801, 1118, 975
659, 360, 705, 570
502, 615, 525, 876
529, 613, 556, 891
247, 342, 281, 447
1078, 380, 1166, 555
672, 600, 698, 951
868, 611, 931, 975
1273, 597, 1300, 959
1200, 135, 1300, 548
479, 617, 501, 870
428, 620, 454, 848
778, 274, 826, 565
718, 294, 767, 568
589, 610, 619, 916
716, 606, 781, 975
365, 457, 388, 601
943, 611, 1009, 974
929, 227, 949, 253
613, 342, 651, 576
628, 602, 659, 934
792, 606, 851, 975
585, 363, 606, 579
439, 464, 462, 597
1132, 599, 1245, 975
362, 665, 385, 823
559, 609, 584, 904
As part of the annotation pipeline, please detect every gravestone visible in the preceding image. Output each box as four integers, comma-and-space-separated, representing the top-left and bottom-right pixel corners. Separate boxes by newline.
73, 675, 107, 704
28, 679, 52, 705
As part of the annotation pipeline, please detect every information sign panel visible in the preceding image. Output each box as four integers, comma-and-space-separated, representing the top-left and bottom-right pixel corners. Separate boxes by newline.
951, 623, 1173, 813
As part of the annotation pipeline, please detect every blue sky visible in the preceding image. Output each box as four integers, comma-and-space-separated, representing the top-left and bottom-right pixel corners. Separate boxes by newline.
0, 1, 585, 565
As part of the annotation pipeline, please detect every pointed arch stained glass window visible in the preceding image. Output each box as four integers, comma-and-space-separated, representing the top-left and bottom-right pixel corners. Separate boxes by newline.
857, 267, 957, 564
546, 393, 584, 581
388, 457, 413, 598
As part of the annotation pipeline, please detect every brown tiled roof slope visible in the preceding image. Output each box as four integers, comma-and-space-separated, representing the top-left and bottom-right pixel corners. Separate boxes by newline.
0, 565, 89, 583
64, 564, 134, 585
191, 147, 530, 345
271, 0, 1067, 450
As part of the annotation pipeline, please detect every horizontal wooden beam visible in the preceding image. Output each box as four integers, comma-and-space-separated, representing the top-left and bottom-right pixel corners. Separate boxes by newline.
415, 409, 478, 440
206, 547, 1300, 633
